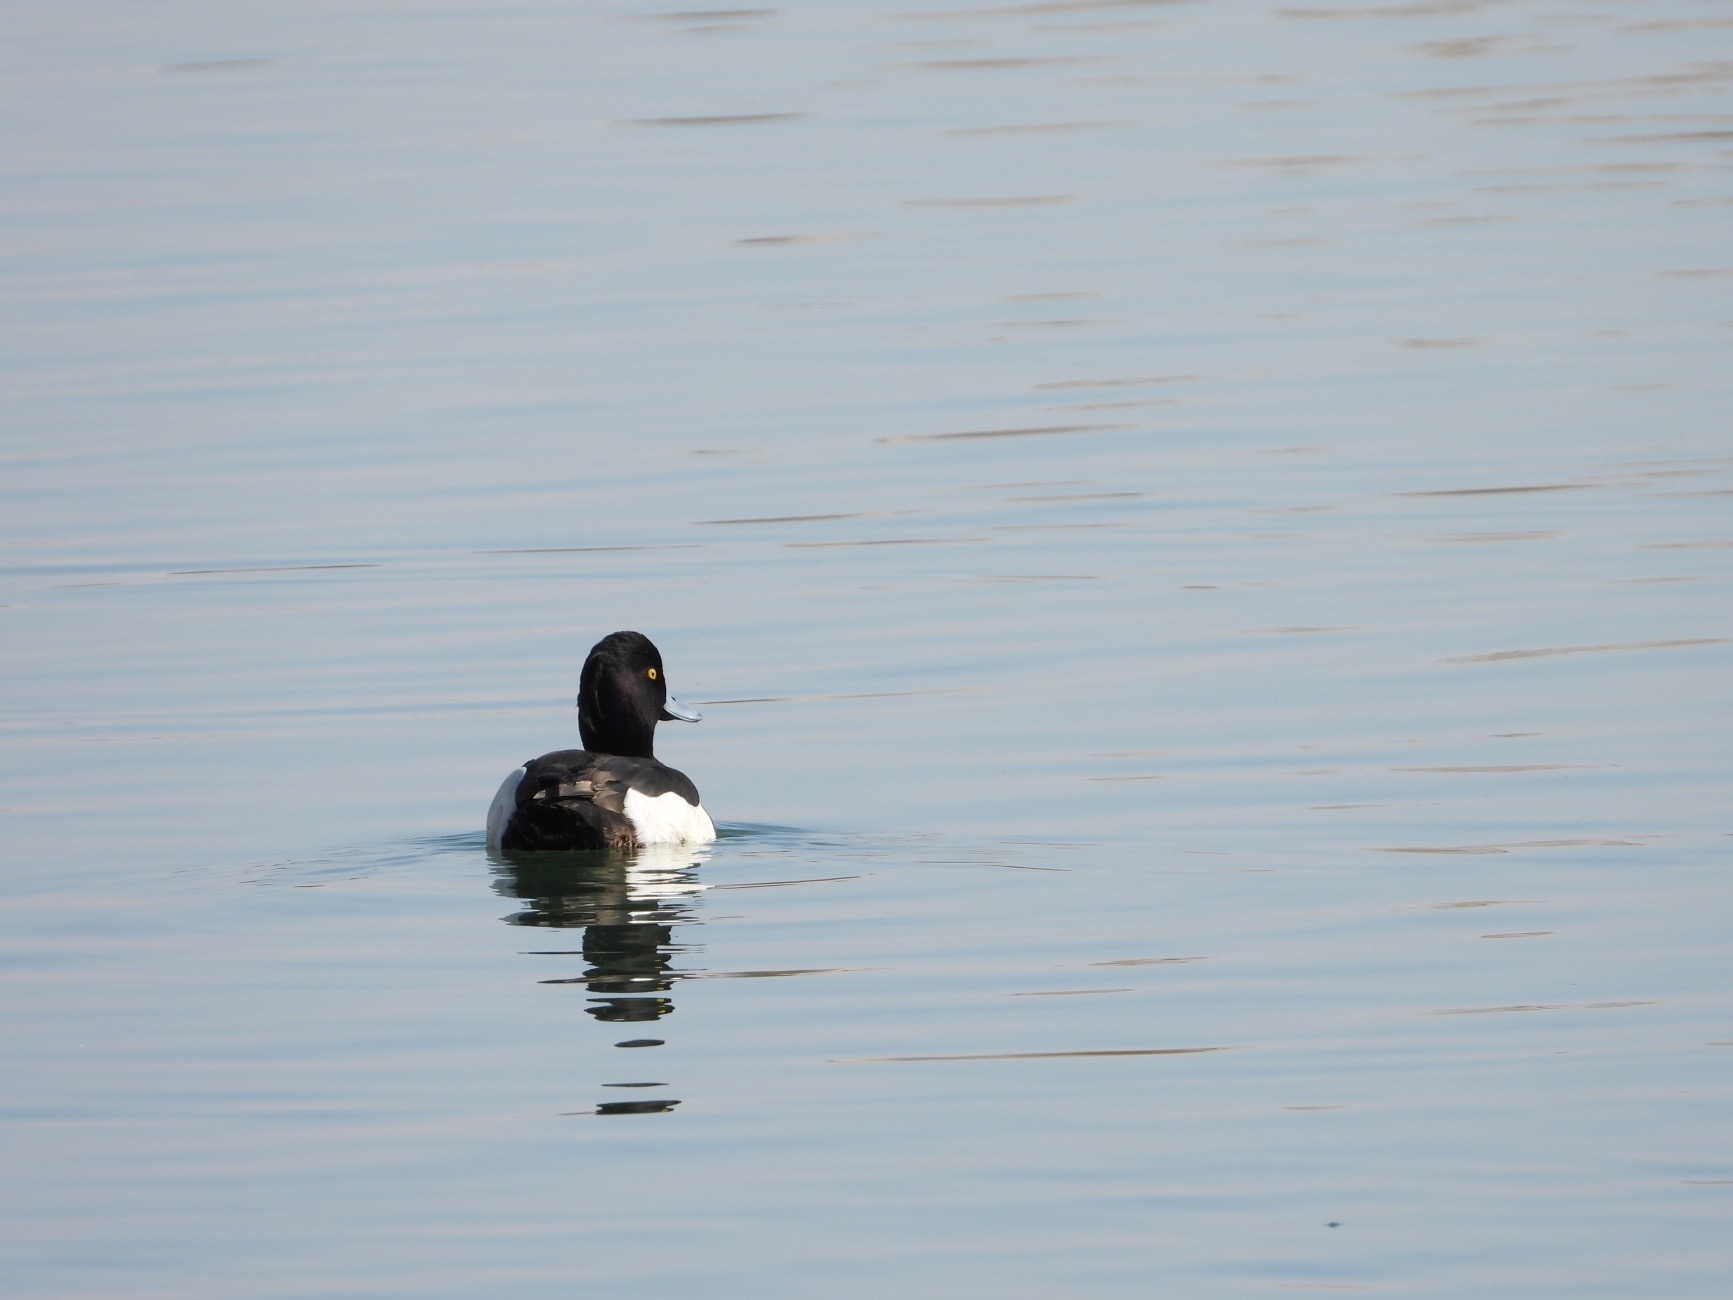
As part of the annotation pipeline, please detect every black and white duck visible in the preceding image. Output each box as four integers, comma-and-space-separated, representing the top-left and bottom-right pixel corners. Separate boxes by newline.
486, 630, 716, 851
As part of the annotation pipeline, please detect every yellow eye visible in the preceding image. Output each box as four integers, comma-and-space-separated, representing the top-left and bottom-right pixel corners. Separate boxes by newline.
647, 668, 658, 680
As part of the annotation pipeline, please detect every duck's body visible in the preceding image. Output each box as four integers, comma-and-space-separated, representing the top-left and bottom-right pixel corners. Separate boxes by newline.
486, 631, 716, 852
487, 751, 715, 850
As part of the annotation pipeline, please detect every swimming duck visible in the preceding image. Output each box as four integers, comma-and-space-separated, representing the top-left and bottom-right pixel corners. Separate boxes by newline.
486, 630, 716, 851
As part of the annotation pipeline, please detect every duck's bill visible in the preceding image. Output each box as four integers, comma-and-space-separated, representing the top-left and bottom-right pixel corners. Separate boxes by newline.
660, 695, 702, 723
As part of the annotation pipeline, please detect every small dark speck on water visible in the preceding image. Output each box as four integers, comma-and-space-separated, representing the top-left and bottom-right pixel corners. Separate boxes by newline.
578, 1100, 682, 1116
624, 113, 804, 127
615, 1039, 665, 1048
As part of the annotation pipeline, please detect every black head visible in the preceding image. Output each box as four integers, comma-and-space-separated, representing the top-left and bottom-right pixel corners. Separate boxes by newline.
576, 630, 701, 759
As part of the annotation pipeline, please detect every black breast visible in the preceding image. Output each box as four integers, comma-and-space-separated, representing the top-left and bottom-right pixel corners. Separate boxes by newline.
500, 749, 702, 852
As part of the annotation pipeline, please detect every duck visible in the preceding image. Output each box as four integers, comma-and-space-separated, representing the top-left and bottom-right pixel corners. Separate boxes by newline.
486, 630, 717, 851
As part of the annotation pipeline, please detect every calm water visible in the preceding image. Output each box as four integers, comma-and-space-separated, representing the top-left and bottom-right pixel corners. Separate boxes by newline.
3, 0, 1730, 1294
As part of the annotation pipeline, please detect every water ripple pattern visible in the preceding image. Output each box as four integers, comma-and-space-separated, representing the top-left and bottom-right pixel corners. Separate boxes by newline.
0, 1, 1729, 1297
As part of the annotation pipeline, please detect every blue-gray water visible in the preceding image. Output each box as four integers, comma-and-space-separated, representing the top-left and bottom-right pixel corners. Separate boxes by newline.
2, 1, 1730, 1295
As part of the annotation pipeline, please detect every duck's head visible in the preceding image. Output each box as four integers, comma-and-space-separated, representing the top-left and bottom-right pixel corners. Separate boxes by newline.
577, 630, 702, 759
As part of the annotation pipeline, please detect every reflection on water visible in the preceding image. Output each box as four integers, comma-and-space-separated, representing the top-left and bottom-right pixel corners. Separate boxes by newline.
491, 845, 709, 1115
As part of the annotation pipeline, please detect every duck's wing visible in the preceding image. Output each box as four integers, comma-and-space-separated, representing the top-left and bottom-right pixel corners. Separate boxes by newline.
499, 750, 631, 850
501, 750, 701, 851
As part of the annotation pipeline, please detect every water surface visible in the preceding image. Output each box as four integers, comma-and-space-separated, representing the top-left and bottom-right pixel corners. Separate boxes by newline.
2, 1, 1730, 1295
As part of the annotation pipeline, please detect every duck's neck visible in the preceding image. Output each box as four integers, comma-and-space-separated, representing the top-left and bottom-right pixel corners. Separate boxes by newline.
580, 710, 655, 759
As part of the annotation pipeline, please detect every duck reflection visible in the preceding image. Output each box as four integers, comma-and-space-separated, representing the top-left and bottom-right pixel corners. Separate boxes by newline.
490, 844, 707, 1114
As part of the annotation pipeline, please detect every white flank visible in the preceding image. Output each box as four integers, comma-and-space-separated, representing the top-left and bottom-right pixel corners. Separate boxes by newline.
622, 787, 717, 845
485, 767, 526, 849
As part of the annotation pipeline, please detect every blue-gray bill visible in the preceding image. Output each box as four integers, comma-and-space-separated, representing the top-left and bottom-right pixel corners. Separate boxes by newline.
660, 695, 701, 723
